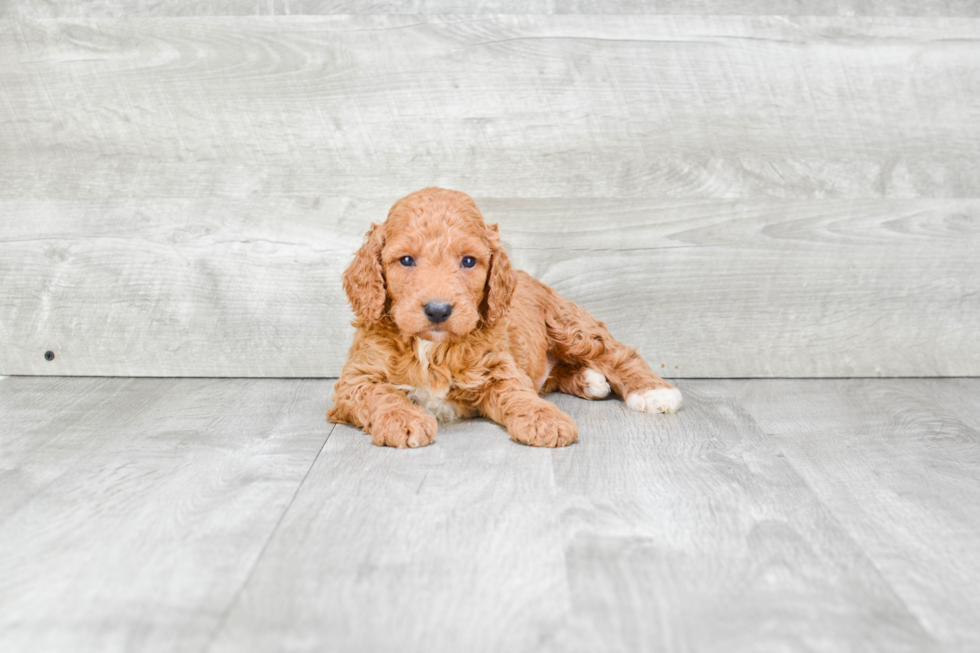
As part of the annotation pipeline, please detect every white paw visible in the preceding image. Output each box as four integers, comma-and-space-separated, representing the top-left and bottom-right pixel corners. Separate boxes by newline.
627, 387, 683, 414
582, 368, 611, 399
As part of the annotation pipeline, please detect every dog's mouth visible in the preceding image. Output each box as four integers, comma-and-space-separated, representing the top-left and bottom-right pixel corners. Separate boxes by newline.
418, 327, 453, 343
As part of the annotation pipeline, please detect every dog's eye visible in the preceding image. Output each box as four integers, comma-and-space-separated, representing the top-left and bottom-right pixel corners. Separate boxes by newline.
461, 256, 477, 268
398, 256, 415, 267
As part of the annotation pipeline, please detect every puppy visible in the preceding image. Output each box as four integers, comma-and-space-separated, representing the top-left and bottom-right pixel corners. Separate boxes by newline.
327, 187, 681, 448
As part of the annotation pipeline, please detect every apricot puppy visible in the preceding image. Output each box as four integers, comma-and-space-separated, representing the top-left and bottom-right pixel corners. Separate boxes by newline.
327, 187, 681, 448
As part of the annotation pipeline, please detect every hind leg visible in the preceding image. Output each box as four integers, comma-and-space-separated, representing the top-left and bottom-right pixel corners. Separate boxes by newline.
544, 362, 612, 400
546, 300, 683, 414
589, 341, 683, 414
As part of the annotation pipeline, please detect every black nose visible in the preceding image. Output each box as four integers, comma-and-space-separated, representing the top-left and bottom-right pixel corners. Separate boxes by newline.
423, 301, 453, 324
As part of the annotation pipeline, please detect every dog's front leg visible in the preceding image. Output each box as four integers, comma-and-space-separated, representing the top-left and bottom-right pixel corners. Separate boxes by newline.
479, 370, 578, 448
328, 377, 437, 449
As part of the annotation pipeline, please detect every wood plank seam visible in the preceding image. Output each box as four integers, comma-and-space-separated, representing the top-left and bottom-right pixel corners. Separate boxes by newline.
201, 422, 338, 653
758, 421, 937, 637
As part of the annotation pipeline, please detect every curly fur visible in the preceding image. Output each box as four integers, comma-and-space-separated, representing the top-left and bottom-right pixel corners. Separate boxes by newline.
327, 187, 681, 448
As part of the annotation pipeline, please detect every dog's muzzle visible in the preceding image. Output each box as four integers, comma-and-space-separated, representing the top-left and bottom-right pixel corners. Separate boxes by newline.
423, 301, 453, 324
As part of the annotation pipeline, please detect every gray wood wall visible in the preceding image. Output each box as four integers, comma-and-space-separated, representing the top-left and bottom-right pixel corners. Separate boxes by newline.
2, 2, 978, 378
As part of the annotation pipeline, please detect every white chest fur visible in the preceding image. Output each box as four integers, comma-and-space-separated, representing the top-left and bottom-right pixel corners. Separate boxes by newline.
394, 339, 461, 423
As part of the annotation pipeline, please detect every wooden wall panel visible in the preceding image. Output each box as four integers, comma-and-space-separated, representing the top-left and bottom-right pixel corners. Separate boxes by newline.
2, 197, 976, 377
1, 13, 978, 377
2, 16, 979, 200
4, 1, 980, 18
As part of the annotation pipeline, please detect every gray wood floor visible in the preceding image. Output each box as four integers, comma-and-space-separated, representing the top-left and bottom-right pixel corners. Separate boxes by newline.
1, 376, 978, 652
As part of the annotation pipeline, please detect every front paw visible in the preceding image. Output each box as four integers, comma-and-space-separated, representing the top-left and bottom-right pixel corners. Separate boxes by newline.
626, 387, 683, 414
369, 406, 437, 449
507, 402, 578, 448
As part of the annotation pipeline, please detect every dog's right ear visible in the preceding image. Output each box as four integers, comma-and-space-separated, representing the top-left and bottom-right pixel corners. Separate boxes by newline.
343, 222, 386, 324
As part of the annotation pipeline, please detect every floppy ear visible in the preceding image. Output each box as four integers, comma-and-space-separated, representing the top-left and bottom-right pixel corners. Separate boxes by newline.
343, 223, 386, 324
481, 223, 516, 327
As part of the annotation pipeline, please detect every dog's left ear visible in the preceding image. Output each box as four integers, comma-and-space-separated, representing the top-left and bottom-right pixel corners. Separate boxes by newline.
481, 223, 516, 327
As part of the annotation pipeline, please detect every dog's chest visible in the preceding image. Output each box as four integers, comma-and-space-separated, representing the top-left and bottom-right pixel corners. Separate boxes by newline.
394, 339, 462, 422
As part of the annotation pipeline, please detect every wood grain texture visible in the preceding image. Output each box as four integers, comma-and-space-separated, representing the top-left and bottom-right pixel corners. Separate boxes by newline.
734, 378, 980, 651
2, 15, 978, 200
3, 376, 979, 652
544, 385, 938, 653
207, 417, 568, 653
0, 376, 331, 653
2, 13, 979, 377
1, 197, 977, 377
5, 1, 980, 17
0, 197, 357, 377
207, 380, 942, 652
